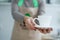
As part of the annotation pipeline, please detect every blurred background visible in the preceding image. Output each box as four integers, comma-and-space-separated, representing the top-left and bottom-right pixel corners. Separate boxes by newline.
0, 0, 60, 40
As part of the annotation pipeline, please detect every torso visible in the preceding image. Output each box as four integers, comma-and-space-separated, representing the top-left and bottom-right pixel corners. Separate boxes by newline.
18, 0, 39, 17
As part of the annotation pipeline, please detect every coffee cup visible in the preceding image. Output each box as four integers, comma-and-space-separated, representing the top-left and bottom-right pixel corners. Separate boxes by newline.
33, 16, 52, 28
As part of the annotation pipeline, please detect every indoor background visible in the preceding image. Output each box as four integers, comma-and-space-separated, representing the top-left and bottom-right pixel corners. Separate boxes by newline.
0, 0, 60, 40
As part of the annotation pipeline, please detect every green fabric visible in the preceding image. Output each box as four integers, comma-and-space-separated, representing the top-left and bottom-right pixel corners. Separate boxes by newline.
17, 0, 38, 7
25, 13, 31, 17
18, 0, 38, 17
33, 0, 38, 7
18, 0, 24, 7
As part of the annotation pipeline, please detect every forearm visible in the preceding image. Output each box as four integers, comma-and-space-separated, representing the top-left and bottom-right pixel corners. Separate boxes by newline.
12, 0, 25, 24
38, 0, 45, 15
12, 11, 24, 23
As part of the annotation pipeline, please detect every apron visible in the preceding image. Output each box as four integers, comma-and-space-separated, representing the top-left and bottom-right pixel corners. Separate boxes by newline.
11, 0, 41, 40
11, 21, 41, 40
11, 8, 42, 40
19, 7, 38, 17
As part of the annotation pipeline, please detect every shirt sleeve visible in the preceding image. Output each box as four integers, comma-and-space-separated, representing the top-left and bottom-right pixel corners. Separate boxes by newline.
38, 0, 45, 15
12, 0, 25, 24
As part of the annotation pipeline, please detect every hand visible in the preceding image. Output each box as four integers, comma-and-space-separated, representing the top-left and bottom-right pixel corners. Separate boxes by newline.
37, 27, 53, 34
24, 16, 36, 30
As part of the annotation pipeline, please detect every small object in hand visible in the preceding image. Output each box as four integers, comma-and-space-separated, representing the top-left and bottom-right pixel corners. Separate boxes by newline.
25, 13, 31, 17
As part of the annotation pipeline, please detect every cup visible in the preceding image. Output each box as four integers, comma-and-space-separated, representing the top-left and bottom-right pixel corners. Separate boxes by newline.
33, 16, 52, 28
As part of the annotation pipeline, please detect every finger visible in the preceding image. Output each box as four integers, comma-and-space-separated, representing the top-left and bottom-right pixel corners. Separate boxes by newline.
40, 28, 47, 34
25, 24, 31, 30
46, 28, 52, 33
30, 19, 36, 29
46, 28, 50, 33
38, 29, 43, 33
38, 28, 47, 34
31, 20, 35, 26
48, 28, 53, 31
43, 28, 47, 34
48, 28, 52, 31
50, 28, 53, 31
30, 18, 36, 26
28, 19, 36, 30
25, 18, 35, 30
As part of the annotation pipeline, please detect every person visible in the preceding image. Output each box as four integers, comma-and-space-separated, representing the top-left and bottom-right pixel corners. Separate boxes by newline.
11, 0, 52, 40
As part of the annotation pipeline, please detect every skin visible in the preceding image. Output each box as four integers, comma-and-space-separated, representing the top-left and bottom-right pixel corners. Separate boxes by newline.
23, 0, 53, 34
24, 16, 53, 34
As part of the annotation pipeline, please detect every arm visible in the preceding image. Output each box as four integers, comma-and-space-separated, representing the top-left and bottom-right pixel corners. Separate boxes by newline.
12, 0, 25, 24
33, 0, 45, 18
33, 0, 45, 26
38, 0, 45, 15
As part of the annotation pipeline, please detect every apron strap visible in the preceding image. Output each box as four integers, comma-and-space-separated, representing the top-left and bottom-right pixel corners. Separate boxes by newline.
33, 0, 39, 7
18, 0, 39, 7
18, 0, 24, 7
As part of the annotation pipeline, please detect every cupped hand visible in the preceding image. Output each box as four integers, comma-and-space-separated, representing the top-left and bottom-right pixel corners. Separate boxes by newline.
24, 16, 53, 34
37, 27, 53, 34
24, 16, 36, 30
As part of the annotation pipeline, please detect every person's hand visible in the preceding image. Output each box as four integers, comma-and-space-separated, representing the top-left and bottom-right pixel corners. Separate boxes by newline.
24, 16, 36, 30
37, 27, 53, 34
24, 16, 53, 34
